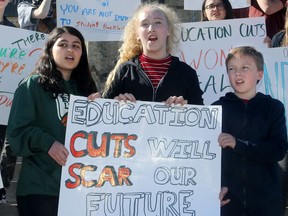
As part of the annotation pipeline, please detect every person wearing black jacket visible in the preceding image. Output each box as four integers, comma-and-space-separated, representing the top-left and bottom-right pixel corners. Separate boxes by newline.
103, 3, 203, 105
104, 56, 203, 105
214, 46, 288, 216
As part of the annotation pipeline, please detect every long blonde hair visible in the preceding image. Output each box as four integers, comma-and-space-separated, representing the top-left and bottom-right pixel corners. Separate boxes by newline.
103, 3, 180, 95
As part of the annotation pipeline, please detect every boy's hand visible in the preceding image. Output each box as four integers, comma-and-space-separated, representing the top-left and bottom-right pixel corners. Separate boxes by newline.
219, 187, 230, 207
218, 133, 236, 149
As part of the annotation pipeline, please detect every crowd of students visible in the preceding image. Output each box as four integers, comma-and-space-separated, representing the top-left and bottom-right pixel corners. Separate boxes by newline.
0, 1, 288, 216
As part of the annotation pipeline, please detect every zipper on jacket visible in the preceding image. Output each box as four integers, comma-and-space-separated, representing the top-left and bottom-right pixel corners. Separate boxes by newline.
242, 102, 248, 215
137, 65, 156, 101
154, 71, 169, 102
136, 56, 174, 102
138, 62, 170, 102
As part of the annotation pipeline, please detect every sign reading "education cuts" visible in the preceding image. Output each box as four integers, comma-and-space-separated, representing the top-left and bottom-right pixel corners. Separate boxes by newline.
58, 96, 222, 216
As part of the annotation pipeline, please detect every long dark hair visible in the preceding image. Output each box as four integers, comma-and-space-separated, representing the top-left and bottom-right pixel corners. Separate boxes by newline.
34, 26, 97, 97
201, 0, 234, 21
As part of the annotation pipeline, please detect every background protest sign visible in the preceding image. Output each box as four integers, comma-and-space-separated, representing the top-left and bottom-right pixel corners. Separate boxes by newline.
58, 96, 222, 216
0, 25, 47, 125
57, 0, 141, 41
184, 0, 251, 10
259, 47, 288, 127
175, 17, 288, 127
175, 17, 267, 105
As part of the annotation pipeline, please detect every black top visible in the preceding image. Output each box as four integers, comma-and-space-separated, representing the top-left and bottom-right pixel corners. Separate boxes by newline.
0, 15, 16, 27
104, 56, 204, 105
272, 30, 285, 48
213, 92, 288, 216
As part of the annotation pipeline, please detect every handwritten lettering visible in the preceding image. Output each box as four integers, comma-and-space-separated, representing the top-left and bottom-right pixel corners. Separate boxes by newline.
0, 60, 26, 74
0, 95, 13, 107
76, 21, 99, 28
239, 23, 266, 37
82, 8, 97, 16
60, 4, 79, 15
103, 23, 123, 30
181, 49, 228, 70
148, 138, 216, 160
86, 191, 195, 215
114, 15, 129, 21
11, 32, 46, 50
180, 25, 232, 42
283, 48, 288, 58
71, 100, 220, 129
70, 131, 137, 158
65, 164, 132, 188
154, 167, 197, 186
263, 62, 288, 105
0, 47, 26, 60
99, 10, 113, 17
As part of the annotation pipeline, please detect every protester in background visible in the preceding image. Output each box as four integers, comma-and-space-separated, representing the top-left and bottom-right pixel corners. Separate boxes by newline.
272, 1, 288, 47
249, 0, 286, 40
103, 2, 203, 106
201, 0, 234, 21
233, 7, 249, 19
17, 0, 56, 33
201, 0, 271, 47
0, 0, 15, 26
0, 0, 16, 205
214, 46, 288, 216
7, 26, 100, 216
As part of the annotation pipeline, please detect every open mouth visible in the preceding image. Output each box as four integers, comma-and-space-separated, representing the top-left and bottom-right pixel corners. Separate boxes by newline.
236, 79, 244, 85
148, 35, 158, 42
65, 56, 74, 61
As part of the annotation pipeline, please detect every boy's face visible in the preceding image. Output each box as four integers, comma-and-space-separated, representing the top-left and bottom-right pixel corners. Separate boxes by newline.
227, 55, 263, 100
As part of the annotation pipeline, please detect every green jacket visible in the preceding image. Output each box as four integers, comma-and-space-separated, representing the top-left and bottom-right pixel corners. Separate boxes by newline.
7, 74, 78, 196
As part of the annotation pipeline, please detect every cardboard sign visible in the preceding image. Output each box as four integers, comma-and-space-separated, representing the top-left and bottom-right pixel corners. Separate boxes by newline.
58, 96, 222, 216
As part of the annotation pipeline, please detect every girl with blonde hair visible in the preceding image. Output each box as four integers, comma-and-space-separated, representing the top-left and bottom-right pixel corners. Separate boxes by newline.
103, 2, 203, 105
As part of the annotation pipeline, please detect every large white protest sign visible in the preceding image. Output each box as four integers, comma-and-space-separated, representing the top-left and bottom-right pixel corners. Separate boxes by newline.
57, 0, 141, 41
184, 0, 251, 10
175, 17, 267, 105
0, 26, 47, 125
259, 47, 288, 126
58, 96, 222, 216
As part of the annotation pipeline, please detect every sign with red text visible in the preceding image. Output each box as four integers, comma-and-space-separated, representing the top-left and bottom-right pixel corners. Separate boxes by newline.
175, 17, 288, 127
0, 25, 47, 125
184, 0, 251, 10
58, 96, 222, 216
175, 17, 267, 105
57, 0, 141, 41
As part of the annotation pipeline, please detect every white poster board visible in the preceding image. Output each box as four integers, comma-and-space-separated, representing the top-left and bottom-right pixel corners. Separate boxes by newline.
0, 26, 47, 125
259, 47, 288, 125
184, 0, 251, 10
57, 0, 141, 41
175, 17, 267, 105
58, 96, 222, 216
175, 17, 288, 126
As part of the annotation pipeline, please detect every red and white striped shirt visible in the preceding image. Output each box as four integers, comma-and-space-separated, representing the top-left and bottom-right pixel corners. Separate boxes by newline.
139, 54, 172, 89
